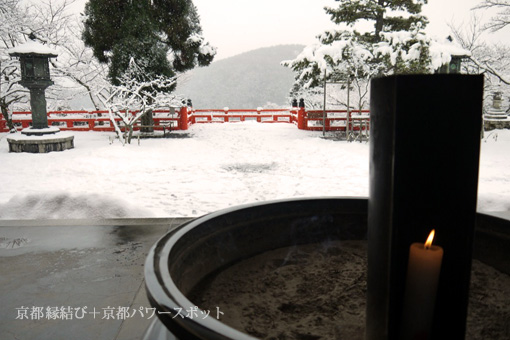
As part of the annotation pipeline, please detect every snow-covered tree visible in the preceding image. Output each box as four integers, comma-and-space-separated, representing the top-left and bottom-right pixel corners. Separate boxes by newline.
23, 0, 105, 109
83, 0, 216, 131
449, 14, 510, 111
283, 1, 436, 111
283, 1, 473, 112
24, 0, 109, 110
97, 58, 183, 145
0, 57, 24, 132
283, 25, 435, 111
0, 0, 28, 44
1, 0, 110, 125
0, 0, 30, 130
325, 0, 429, 41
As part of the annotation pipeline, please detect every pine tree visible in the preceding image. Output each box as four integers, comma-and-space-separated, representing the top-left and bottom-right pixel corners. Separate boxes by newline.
83, 0, 215, 84
283, 0, 434, 111
82, 0, 215, 129
325, 0, 429, 42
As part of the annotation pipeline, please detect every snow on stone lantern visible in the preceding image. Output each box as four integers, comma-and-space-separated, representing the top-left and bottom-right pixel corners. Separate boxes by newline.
6, 38, 74, 153
434, 37, 471, 74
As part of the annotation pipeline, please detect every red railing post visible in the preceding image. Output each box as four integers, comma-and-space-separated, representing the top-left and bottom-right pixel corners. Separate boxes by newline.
346, 109, 351, 137
189, 108, 195, 125
297, 107, 306, 130
179, 106, 188, 130
224, 107, 229, 123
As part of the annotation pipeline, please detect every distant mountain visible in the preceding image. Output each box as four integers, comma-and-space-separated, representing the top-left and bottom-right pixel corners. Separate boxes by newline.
175, 44, 304, 109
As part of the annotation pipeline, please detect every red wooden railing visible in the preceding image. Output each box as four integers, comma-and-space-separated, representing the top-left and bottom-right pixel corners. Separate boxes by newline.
190, 109, 296, 124
1, 109, 181, 133
304, 109, 370, 132
0, 107, 370, 133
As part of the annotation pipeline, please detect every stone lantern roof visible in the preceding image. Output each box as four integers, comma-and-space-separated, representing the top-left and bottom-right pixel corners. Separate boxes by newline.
8, 40, 58, 58
431, 37, 471, 74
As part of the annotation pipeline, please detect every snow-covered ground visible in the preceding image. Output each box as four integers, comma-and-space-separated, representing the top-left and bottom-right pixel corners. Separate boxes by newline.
0, 122, 508, 219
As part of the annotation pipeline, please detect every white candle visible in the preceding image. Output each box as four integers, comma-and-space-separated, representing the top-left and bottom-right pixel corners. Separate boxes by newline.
400, 230, 444, 340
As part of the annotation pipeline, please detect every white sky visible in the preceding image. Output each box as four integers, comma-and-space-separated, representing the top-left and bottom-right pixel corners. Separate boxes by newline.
71, 0, 509, 60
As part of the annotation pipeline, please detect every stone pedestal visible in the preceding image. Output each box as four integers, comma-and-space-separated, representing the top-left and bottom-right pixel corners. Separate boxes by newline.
21, 126, 61, 136
7, 132, 74, 153
484, 109, 510, 131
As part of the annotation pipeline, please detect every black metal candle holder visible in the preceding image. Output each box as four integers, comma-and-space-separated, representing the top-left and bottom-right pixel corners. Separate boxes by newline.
367, 74, 484, 340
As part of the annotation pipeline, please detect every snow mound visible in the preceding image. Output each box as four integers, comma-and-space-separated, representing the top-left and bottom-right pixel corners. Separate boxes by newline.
0, 192, 154, 219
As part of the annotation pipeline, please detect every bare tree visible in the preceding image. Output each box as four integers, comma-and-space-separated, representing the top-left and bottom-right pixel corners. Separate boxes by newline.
0, 58, 26, 131
27, 0, 108, 110
448, 15, 485, 53
449, 14, 510, 111
474, 0, 510, 32
0, 0, 30, 130
47, 21, 108, 110
1, 0, 109, 124
0, 0, 29, 48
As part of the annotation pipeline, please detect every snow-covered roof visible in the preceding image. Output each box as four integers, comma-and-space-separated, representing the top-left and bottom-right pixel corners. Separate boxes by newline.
431, 38, 471, 58
8, 40, 58, 57
429, 38, 471, 70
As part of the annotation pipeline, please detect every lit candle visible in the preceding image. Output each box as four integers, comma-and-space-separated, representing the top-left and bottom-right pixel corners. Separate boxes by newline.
400, 229, 444, 340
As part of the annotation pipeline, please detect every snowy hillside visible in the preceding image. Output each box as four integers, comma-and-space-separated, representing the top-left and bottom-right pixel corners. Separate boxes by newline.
0, 123, 508, 219
175, 45, 304, 109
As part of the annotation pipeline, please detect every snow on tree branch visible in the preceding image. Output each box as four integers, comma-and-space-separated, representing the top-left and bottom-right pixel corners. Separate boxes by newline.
97, 58, 182, 145
283, 25, 468, 90
448, 16, 510, 112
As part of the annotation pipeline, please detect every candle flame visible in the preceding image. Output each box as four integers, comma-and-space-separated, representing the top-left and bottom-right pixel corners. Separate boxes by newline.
425, 229, 435, 250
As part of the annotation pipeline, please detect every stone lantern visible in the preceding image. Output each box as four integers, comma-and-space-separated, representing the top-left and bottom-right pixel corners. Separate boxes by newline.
492, 91, 503, 110
436, 37, 471, 74
6, 38, 74, 153
484, 91, 510, 130
9, 38, 58, 134
438, 54, 467, 74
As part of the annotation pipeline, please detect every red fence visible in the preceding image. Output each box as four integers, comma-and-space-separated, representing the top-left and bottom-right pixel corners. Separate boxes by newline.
0, 107, 370, 133
0, 109, 182, 133
304, 109, 370, 132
